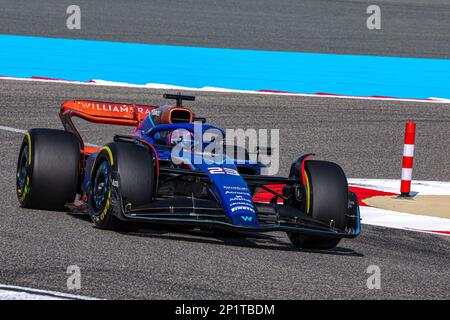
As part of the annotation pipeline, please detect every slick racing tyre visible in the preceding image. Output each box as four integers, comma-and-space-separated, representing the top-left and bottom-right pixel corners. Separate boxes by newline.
16, 129, 81, 210
288, 160, 348, 250
89, 142, 155, 230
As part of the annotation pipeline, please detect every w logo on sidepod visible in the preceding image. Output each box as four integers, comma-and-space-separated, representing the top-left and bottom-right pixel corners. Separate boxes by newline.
241, 216, 253, 222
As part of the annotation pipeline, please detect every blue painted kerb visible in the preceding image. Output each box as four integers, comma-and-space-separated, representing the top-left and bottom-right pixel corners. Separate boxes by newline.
1, 34, 449, 99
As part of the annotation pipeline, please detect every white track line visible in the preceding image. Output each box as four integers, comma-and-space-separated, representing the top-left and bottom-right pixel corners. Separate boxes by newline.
0, 284, 97, 300
0, 125, 26, 134
349, 178, 450, 235
1, 76, 450, 104
358, 206, 450, 235
0, 125, 99, 147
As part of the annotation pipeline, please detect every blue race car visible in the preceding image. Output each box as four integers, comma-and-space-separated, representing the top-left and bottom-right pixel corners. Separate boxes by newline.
16, 94, 360, 249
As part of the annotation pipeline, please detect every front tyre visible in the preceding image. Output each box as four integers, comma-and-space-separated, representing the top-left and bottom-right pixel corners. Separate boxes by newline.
89, 142, 155, 230
16, 129, 81, 210
288, 160, 348, 250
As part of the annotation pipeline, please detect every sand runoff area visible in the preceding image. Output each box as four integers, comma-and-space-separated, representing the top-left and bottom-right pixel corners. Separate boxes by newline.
364, 195, 450, 219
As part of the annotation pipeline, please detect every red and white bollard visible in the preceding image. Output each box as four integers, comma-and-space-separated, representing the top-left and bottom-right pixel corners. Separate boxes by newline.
400, 122, 416, 197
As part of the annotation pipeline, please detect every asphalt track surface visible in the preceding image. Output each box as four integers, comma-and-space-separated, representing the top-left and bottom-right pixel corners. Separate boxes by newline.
0, 80, 449, 299
1, 0, 450, 58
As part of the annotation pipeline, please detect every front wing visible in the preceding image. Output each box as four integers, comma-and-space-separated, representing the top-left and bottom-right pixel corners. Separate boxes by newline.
107, 168, 360, 239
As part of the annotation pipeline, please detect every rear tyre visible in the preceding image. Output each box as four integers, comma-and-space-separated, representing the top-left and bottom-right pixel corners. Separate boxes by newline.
287, 160, 348, 250
89, 142, 155, 230
16, 129, 81, 210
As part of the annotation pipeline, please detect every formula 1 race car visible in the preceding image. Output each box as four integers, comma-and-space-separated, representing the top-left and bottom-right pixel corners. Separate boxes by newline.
16, 94, 360, 249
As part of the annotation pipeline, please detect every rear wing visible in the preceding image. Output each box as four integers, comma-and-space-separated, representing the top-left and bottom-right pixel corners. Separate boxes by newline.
60, 100, 157, 148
